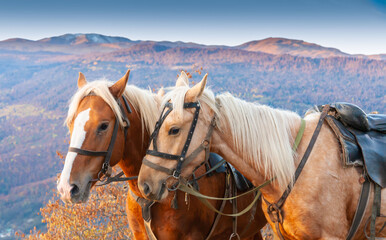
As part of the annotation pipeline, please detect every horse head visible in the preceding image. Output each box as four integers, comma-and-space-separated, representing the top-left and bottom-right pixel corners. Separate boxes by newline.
138, 72, 217, 201
57, 70, 130, 203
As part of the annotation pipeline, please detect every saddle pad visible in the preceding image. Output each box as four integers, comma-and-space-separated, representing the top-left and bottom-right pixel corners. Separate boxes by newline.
325, 116, 364, 167
227, 163, 254, 192
325, 113, 386, 188
208, 153, 254, 191
349, 127, 386, 188
208, 152, 227, 173
307, 102, 386, 188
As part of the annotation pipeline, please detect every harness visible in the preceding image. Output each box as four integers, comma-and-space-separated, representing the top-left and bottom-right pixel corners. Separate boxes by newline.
143, 101, 216, 185
263, 105, 384, 240
142, 101, 263, 239
67, 94, 137, 186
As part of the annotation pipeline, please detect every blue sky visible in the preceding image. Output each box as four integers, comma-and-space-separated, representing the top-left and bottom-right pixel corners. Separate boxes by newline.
0, 0, 385, 54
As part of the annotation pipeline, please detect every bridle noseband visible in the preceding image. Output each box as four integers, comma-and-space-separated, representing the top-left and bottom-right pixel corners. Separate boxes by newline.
143, 101, 216, 186
67, 94, 136, 185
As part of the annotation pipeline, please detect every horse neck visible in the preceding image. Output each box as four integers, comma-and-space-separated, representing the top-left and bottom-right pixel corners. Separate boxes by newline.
118, 109, 150, 196
211, 105, 302, 201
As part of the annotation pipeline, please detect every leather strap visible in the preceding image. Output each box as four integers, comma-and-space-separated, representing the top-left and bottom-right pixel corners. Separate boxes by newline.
239, 190, 259, 238
205, 171, 230, 240
369, 183, 382, 239
144, 114, 216, 180
278, 105, 329, 208
129, 189, 157, 240
230, 172, 240, 240
346, 178, 371, 240
95, 172, 138, 186
146, 150, 180, 160
68, 147, 107, 156
190, 159, 226, 183
142, 158, 175, 175
292, 118, 306, 151
264, 104, 330, 240
146, 101, 202, 179
177, 178, 273, 217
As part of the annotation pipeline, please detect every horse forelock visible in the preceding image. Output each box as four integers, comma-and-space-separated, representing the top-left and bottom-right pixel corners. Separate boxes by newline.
65, 80, 159, 136
161, 86, 219, 123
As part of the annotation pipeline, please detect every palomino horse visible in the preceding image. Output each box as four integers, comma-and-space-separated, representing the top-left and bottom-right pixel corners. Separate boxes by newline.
138, 74, 386, 239
56, 70, 267, 239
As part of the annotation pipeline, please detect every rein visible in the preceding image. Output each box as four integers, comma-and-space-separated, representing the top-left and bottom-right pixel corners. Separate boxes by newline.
67, 95, 138, 186
177, 178, 272, 217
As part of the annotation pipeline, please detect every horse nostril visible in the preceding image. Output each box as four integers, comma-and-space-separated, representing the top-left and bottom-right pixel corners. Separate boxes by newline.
142, 182, 151, 196
70, 184, 80, 197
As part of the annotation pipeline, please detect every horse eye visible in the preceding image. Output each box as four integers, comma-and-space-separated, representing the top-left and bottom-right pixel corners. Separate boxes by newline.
98, 122, 109, 131
168, 127, 180, 135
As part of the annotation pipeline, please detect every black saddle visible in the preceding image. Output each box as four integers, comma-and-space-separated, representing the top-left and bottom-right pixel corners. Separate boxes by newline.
208, 153, 254, 192
307, 102, 386, 188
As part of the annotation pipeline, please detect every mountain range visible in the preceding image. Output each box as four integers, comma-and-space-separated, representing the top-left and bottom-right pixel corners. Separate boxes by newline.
0, 33, 384, 238
1, 33, 385, 59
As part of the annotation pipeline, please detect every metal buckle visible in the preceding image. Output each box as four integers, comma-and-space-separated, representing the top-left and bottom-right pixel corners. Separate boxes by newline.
101, 162, 109, 173
267, 203, 283, 223
172, 170, 180, 179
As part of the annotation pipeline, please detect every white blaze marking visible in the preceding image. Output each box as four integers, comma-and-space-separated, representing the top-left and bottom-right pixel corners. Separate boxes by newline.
57, 108, 91, 194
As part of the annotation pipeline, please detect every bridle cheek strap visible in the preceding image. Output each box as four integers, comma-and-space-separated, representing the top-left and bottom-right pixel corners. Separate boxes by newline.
66, 95, 135, 185
68, 117, 120, 179
143, 105, 216, 181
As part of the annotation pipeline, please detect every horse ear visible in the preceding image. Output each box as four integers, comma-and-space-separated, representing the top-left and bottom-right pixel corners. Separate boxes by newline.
109, 69, 130, 98
157, 88, 165, 98
78, 72, 87, 89
185, 73, 207, 102
176, 71, 189, 87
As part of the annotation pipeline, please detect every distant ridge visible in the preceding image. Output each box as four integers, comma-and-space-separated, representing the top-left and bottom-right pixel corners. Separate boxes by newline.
38, 33, 133, 45
3, 38, 34, 43
237, 37, 350, 58
0, 33, 384, 59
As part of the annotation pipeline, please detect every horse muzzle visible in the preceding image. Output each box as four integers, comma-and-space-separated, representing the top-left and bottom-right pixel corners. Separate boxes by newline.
138, 179, 167, 201
57, 180, 91, 204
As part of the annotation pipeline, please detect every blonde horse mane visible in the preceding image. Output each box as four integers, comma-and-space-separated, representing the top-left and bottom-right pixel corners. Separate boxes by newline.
163, 87, 300, 190
65, 80, 159, 135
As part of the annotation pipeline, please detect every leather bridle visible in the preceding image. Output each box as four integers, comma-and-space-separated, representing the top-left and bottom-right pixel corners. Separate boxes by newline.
67, 94, 137, 186
142, 101, 216, 186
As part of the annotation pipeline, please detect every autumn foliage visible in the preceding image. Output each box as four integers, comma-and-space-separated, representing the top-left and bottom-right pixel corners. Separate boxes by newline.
16, 180, 131, 239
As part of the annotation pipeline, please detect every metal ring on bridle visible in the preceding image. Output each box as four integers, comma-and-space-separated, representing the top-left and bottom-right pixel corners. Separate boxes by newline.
166, 175, 180, 191
97, 170, 108, 182
229, 232, 240, 240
